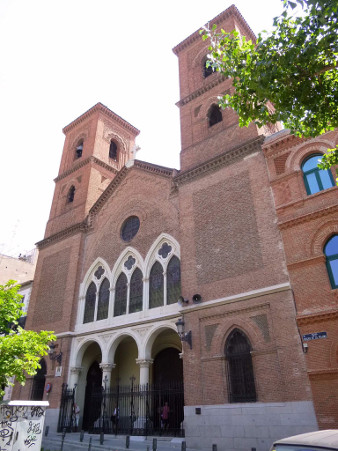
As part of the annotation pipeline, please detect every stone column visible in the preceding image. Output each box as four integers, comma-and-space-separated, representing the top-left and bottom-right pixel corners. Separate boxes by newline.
99, 363, 115, 388
136, 359, 153, 386
69, 367, 83, 388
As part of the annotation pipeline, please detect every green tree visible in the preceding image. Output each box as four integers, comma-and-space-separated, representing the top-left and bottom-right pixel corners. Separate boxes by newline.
201, 0, 338, 171
0, 280, 55, 398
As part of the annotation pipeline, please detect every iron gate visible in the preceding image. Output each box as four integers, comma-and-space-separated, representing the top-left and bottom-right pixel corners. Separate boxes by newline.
57, 384, 75, 432
58, 381, 184, 436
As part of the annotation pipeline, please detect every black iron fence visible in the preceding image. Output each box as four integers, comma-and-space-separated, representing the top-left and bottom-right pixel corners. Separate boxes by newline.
58, 381, 184, 437
57, 384, 76, 432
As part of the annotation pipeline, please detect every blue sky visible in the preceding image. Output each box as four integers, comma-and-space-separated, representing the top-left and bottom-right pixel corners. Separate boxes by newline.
0, 0, 284, 257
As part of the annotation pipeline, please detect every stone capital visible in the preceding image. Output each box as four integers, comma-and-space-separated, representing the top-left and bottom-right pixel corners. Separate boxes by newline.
70, 367, 83, 375
99, 363, 115, 371
136, 359, 153, 368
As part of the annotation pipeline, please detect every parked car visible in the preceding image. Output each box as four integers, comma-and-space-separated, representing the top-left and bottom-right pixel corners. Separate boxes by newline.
271, 430, 338, 451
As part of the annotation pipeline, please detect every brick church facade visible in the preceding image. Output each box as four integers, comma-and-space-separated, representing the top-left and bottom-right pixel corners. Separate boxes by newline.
14, 5, 338, 451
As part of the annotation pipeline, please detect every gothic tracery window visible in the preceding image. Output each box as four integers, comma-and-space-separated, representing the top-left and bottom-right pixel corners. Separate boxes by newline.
83, 282, 96, 323
167, 256, 181, 305
129, 268, 143, 313
97, 278, 110, 320
149, 261, 164, 308
225, 329, 256, 403
114, 273, 127, 316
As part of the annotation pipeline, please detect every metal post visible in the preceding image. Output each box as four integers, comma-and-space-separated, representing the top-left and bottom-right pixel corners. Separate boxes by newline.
212, 445, 217, 451
100, 431, 104, 445
80, 430, 84, 442
126, 435, 130, 449
60, 428, 66, 451
44, 426, 49, 436
88, 436, 92, 451
153, 437, 157, 451
181, 441, 186, 451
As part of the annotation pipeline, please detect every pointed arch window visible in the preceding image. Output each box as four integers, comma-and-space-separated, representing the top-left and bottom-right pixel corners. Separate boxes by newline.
75, 140, 83, 159
167, 256, 181, 305
114, 273, 127, 316
324, 235, 338, 289
149, 261, 164, 309
83, 282, 96, 323
302, 154, 335, 195
208, 104, 222, 127
225, 329, 256, 403
109, 140, 118, 161
31, 359, 46, 400
97, 278, 110, 320
67, 185, 76, 203
129, 268, 143, 313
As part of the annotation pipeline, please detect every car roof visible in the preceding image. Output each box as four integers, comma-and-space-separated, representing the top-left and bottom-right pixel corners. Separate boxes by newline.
274, 430, 338, 449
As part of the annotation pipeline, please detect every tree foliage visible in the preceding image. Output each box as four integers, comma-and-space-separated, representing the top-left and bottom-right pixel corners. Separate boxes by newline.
0, 280, 55, 398
201, 0, 338, 166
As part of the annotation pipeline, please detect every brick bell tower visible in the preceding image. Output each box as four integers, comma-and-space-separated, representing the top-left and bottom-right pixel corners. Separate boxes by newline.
45, 102, 140, 238
173, 5, 282, 172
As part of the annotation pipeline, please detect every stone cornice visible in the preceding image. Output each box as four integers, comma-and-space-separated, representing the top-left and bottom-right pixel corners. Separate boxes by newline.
54, 156, 118, 182
297, 308, 338, 325
172, 5, 256, 55
62, 102, 140, 136
174, 136, 264, 186
36, 221, 88, 250
176, 76, 227, 107
278, 203, 338, 230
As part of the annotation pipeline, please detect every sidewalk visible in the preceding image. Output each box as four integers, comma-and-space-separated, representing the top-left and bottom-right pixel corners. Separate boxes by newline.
42, 431, 197, 451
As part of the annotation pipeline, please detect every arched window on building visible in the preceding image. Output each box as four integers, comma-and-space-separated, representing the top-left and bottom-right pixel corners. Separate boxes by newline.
31, 359, 46, 400
129, 268, 143, 313
167, 256, 181, 305
97, 278, 110, 320
225, 329, 256, 403
109, 140, 118, 161
67, 185, 76, 203
114, 273, 127, 316
203, 58, 214, 78
75, 140, 83, 159
149, 261, 164, 308
83, 282, 96, 323
208, 104, 223, 127
302, 154, 335, 195
324, 235, 338, 289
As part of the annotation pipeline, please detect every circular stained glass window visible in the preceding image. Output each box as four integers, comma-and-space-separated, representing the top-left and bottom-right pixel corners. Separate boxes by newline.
121, 216, 140, 242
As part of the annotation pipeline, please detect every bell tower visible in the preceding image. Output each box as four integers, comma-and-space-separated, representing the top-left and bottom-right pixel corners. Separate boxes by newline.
173, 5, 281, 172
45, 103, 140, 238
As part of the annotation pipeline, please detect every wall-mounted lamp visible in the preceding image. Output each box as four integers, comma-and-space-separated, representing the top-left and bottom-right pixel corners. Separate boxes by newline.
48, 343, 63, 365
175, 318, 192, 349
178, 296, 189, 306
302, 342, 308, 354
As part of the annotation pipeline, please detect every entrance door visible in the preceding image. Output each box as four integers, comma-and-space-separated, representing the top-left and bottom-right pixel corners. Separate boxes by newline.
153, 348, 184, 433
82, 361, 102, 431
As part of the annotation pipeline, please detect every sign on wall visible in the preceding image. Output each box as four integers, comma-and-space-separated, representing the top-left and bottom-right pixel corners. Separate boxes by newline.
302, 331, 327, 341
